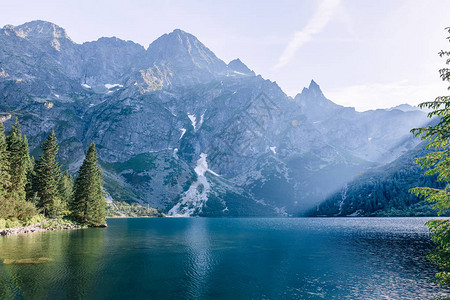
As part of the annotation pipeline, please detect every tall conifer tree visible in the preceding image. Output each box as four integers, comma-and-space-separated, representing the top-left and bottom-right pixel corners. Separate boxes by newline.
72, 142, 106, 226
6, 118, 31, 203
59, 170, 74, 210
34, 131, 63, 216
25, 156, 37, 204
0, 121, 12, 219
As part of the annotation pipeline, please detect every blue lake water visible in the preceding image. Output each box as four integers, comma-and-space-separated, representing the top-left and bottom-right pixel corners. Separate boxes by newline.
0, 217, 449, 299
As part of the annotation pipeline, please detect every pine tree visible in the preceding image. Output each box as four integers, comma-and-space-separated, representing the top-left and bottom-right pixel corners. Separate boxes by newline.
59, 170, 74, 210
25, 156, 38, 204
34, 131, 63, 217
0, 121, 13, 219
6, 118, 31, 203
72, 142, 106, 226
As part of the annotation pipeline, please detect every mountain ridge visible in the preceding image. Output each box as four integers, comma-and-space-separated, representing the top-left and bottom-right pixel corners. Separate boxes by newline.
0, 20, 431, 216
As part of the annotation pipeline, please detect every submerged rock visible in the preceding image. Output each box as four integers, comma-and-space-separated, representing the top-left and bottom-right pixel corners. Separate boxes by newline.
2, 257, 54, 264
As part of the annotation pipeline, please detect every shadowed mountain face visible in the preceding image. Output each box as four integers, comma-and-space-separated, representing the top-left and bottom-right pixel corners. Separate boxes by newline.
308, 142, 445, 217
0, 21, 430, 216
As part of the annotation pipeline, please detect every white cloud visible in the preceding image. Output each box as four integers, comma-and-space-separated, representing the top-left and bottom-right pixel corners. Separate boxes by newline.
275, 0, 340, 69
325, 80, 449, 112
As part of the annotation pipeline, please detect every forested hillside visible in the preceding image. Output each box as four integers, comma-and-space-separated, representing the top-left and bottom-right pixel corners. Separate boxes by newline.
309, 142, 446, 217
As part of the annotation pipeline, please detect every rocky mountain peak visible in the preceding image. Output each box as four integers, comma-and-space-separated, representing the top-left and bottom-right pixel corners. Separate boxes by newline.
295, 80, 342, 122
1, 24, 16, 35
228, 58, 255, 76
300, 80, 324, 98
10, 20, 74, 52
14, 20, 71, 41
147, 28, 227, 75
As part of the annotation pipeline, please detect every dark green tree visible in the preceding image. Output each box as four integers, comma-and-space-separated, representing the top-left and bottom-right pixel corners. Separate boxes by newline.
410, 27, 450, 287
6, 118, 31, 203
59, 170, 74, 212
25, 156, 38, 204
72, 142, 106, 226
0, 121, 13, 219
34, 131, 63, 217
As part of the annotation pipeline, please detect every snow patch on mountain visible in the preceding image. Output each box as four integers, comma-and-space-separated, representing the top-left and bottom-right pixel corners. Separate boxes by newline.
195, 153, 220, 177
105, 83, 123, 89
188, 113, 197, 130
198, 112, 205, 129
167, 153, 219, 217
179, 128, 186, 140
270, 146, 277, 155
233, 71, 248, 76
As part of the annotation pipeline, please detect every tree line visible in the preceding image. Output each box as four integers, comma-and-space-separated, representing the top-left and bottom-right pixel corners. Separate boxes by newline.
0, 119, 106, 227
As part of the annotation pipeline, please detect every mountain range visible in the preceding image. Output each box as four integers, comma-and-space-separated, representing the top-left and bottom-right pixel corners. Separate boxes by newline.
0, 20, 432, 216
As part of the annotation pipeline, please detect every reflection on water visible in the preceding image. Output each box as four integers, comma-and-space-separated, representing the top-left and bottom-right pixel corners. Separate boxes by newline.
184, 218, 214, 299
0, 218, 449, 299
0, 228, 106, 299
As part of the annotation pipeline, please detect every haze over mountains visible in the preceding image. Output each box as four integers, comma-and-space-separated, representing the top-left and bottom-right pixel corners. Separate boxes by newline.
0, 20, 431, 216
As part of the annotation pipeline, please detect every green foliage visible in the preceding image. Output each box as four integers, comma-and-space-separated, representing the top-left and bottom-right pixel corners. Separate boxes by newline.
105, 152, 156, 173
410, 27, 450, 287
106, 200, 163, 217
58, 170, 73, 211
0, 120, 106, 229
410, 28, 450, 214
0, 122, 12, 219
0, 212, 46, 229
72, 142, 106, 226
0, 119, 37, 221
6, 118, 31, 203
39, 217, 85, 230
33, 131, 64, 217
310, 144, 445, 217
425, 219, 450, 287
25, 156, 38, 204
0, 218, 21, 229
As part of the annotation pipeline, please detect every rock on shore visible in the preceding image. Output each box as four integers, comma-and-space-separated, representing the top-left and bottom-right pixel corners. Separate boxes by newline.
0, 218, 88, 236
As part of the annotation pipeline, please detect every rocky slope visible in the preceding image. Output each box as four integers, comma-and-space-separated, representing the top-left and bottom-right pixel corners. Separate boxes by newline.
0, 20, 430, 216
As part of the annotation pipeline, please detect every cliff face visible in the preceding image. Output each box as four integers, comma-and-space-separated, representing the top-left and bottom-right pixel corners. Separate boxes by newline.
0, 21, 429, 216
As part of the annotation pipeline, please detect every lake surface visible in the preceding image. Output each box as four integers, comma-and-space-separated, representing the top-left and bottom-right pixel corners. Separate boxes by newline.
0, 217, 449, 299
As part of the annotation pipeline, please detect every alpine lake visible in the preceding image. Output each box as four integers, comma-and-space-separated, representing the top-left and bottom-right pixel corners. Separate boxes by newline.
0, 217, 449, 299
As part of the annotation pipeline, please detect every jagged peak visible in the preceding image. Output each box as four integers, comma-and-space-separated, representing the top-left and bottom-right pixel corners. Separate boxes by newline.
309, 79, 320, 90
1, 24, 15, 31
171, 28, 191, 36
147, 28, 227, 74
299, 79, 324, 98
0, 24, 16, 36
295, 79, 342, 109
227, 58, 255, 76
229, 58, 243, 64
148, 28, 203, 50
13, 20, 72, 41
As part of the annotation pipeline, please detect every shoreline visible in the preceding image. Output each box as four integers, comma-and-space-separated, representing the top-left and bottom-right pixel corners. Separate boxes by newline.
0, 218, 88, 236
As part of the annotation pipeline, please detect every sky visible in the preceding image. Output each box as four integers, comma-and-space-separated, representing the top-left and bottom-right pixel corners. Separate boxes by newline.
0, 0, 449, 111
